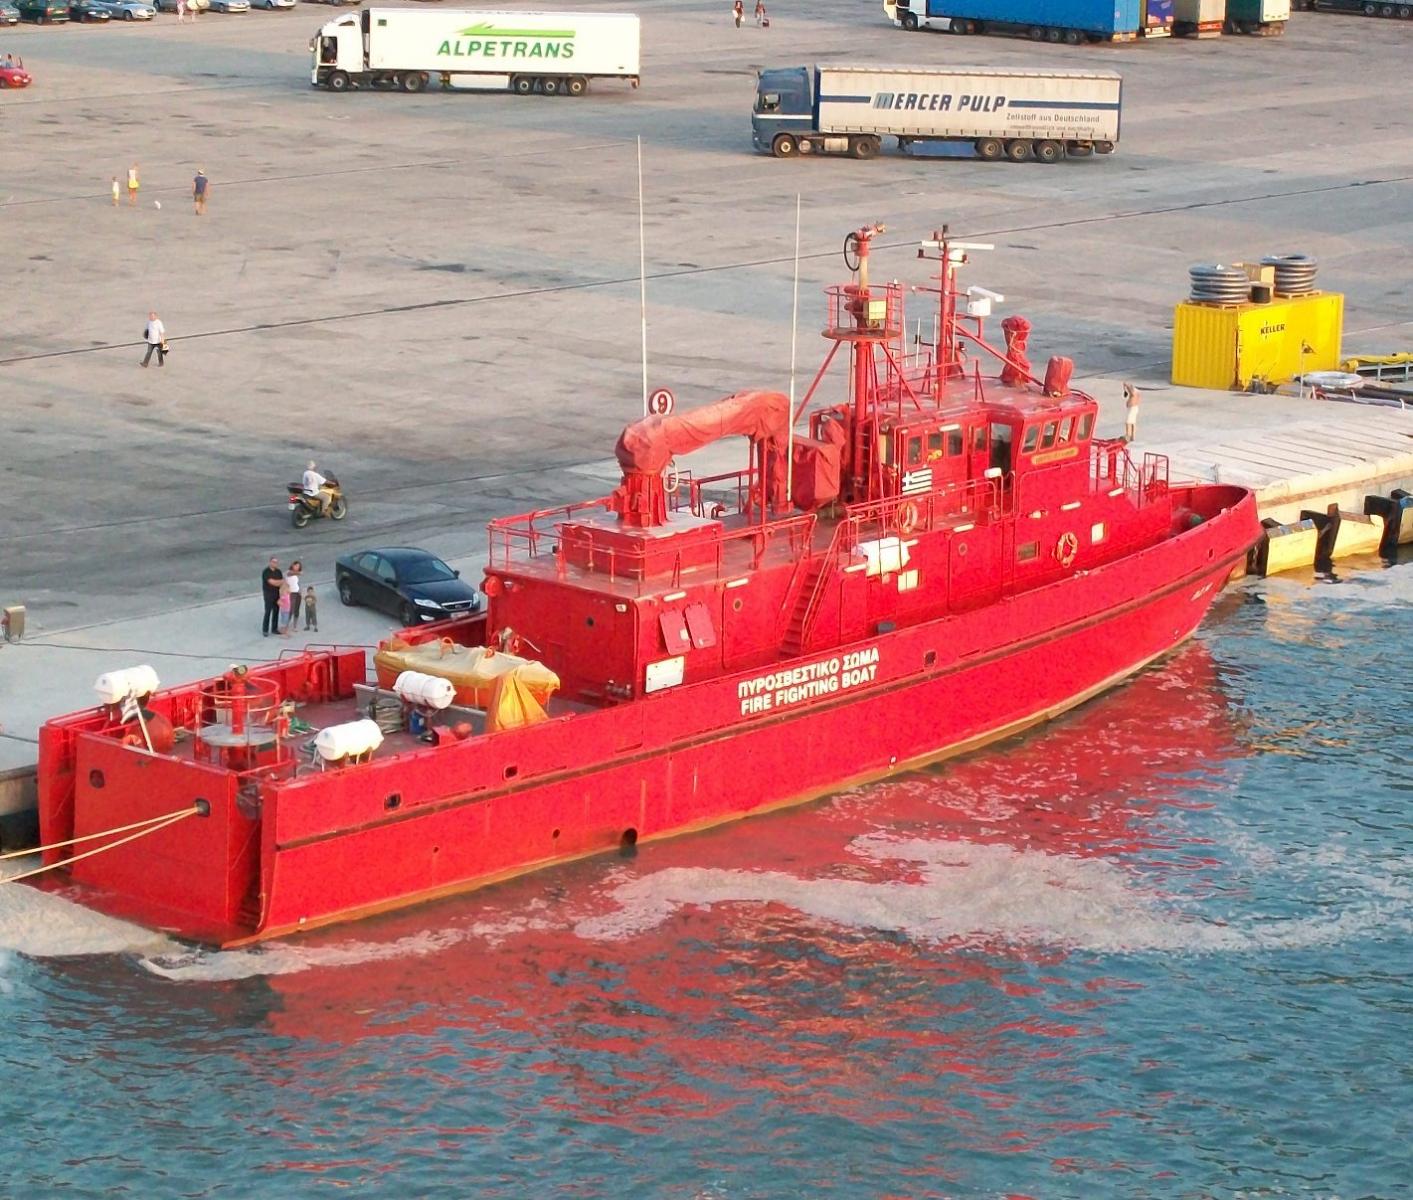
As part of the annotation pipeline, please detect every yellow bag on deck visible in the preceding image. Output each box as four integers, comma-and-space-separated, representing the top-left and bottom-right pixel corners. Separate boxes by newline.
486, 666, 553, 733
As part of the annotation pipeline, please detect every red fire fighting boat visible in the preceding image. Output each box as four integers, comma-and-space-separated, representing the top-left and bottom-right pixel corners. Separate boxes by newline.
36, 226, 1260, 946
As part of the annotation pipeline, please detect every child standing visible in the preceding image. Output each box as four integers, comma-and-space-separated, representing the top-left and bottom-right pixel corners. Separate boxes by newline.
277, 579, 293, 636
111, 176, 120, 207
127, 164, 140, 207
303, 583, 319, 632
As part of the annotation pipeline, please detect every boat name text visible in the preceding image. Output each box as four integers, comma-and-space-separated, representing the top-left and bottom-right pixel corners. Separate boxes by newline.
737, 647, 879, 715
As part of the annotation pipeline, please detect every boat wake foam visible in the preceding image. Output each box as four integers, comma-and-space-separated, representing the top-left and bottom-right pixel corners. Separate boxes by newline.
575, 834, 1413, 955
0, 862, 174, 959
4, 833, 1406, 978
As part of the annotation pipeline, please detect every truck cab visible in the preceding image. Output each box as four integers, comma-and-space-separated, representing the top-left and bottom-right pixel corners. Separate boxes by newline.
751, 67, 814, 156
310, 13, 360, 90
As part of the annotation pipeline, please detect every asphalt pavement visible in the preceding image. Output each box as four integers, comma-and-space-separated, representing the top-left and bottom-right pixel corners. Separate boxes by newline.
1, 1, 1410, 767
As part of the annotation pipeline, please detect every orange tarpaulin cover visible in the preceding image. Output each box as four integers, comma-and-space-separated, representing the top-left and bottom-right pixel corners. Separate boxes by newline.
615, 389, 790, 474
375, 639, 559, 710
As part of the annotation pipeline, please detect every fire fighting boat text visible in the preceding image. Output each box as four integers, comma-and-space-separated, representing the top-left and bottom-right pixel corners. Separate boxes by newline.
738, 647, 880, 715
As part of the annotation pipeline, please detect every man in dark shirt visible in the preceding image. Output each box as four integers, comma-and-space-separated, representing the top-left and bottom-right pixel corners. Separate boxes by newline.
261, 557, 283, 637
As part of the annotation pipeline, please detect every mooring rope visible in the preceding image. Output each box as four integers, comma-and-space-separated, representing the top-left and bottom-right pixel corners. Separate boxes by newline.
0, 804, 202, 862
1, 805, 202, 884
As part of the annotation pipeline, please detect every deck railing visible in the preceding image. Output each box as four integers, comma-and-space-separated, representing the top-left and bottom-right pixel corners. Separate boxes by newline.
1091, 442, 1169, 506
490, 496, 819, 593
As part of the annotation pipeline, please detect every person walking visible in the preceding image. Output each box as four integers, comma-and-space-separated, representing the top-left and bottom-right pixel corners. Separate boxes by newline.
261, 556, 283, 637
141, 311, 167, 367
286, 560, 303, 630
192, 168, 208, 215
755, 0, 766, 23
126, 164, 140, 207
1123, 381, 1141, 443
111, 176, 120, 207
302, 583, 319, 632
176, 0, 185, 20
733, 0, 743, 25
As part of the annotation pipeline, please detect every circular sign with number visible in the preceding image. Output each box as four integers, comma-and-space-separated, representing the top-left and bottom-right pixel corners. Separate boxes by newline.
647, 388, 675, 417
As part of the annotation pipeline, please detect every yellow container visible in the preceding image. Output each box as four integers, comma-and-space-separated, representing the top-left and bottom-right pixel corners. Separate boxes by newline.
1171, 292, 1344, 390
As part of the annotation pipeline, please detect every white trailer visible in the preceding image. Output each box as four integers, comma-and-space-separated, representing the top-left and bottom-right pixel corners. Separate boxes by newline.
311, 8, 641, 95
752, 64, 1121, 161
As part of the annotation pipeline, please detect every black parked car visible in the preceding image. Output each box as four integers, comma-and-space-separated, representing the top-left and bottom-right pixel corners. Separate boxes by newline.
335, 547, 482, 627
69, 0, 112, 18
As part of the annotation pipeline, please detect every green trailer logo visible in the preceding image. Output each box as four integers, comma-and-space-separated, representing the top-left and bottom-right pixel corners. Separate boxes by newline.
437, 22, 577, 60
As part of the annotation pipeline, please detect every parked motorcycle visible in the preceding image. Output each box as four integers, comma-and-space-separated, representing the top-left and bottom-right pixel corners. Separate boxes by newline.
287, 473, 348, 528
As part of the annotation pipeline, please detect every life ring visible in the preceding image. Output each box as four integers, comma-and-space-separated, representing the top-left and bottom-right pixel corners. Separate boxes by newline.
897, 500, 920, 536
1056, 531, 1079, 567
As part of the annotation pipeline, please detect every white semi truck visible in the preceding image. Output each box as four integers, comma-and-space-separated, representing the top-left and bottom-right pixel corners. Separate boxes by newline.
752, 64, 1121, 161
311, 8, 641, 95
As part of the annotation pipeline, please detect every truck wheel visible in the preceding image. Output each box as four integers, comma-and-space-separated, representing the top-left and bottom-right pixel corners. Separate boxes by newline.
1398, 5, 1411, 16
512, 75, 534, 95
566, 75, 587, 96
402, 72, 426, 93
1005, 139, 1031, 162
1063, 27, 1082, 42
1378, 3, 1392, 12
327, 71, 350, 92
1361, 2, 1375, 11
1035, 140, 1062, 163
974, 137, 1003, 161
901, 10, 918, 27
542, 76, 560, 95
772, 133, 797, 158
1045, 25, 1062, 40
1027, 24, 1044, 38
850, 136, 880, 160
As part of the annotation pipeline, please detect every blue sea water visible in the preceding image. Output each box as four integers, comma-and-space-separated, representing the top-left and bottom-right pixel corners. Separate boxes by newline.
1, 565, 1410, 1199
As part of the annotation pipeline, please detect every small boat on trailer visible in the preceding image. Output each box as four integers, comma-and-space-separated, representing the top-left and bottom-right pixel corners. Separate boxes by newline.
35, 225, 1260, 945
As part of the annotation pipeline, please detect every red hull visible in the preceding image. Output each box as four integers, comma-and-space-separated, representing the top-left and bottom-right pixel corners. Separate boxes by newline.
38, 484, 1255, 945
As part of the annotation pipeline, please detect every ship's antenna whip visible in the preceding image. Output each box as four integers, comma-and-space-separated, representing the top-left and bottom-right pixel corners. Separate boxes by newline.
637, 136, 649, 416
786, 193, 801, 510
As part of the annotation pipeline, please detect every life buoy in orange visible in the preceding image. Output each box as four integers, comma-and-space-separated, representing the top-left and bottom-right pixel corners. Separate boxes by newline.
897, 500, 920, 536
1056, 531, 1079, 567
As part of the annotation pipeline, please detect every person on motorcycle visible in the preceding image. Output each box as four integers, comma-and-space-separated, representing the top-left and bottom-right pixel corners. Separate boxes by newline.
302, 460, 335, 516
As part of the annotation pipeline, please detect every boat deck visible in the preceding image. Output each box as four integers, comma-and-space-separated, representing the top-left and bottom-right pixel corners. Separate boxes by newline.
155, 684, 595, 782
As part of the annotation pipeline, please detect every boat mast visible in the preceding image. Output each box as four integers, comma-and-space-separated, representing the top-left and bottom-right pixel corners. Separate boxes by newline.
637, 136, 649, 416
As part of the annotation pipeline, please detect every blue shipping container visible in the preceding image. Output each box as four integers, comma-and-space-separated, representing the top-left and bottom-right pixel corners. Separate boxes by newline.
922, 0, 1142, 34
1147, 0, 1174, 26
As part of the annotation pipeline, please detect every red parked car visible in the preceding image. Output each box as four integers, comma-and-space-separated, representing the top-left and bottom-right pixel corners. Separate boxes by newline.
0, 56, 31, 88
